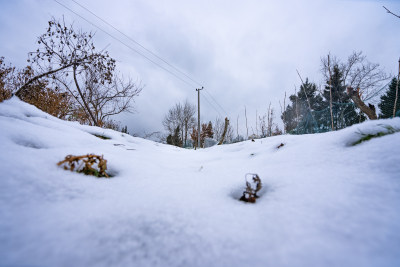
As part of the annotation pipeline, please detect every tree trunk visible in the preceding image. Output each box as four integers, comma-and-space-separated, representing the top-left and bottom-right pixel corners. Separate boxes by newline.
218, 117, 229, 145
73, 65, 98, 126
347, 87, 377, 120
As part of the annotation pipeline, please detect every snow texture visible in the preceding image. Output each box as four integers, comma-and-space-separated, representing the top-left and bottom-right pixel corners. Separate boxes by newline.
1, 97, 400, 267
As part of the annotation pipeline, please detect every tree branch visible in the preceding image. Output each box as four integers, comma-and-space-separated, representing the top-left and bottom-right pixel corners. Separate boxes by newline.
383, 6, 400, 19
347, 87, 377, 120
15, 62, 75, 97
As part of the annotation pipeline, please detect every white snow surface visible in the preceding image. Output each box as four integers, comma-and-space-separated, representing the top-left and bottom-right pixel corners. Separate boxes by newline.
1, 97, 400, 267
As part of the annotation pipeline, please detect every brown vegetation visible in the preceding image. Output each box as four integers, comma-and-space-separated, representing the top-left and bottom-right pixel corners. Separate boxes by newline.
57, 154, 110, 178
239, 174, 262, 203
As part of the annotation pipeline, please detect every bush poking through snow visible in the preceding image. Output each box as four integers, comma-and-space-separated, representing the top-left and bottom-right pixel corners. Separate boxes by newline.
239, 174, 262, 203
57, 154, 110, 178
93, 134, 111, 140
352, 124, 400, 146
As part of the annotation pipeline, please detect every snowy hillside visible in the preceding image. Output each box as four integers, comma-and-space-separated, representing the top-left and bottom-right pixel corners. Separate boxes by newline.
1, 97, 400, 267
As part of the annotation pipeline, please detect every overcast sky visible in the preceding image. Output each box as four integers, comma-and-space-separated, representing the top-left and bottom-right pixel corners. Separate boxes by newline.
1, 0, 399, 137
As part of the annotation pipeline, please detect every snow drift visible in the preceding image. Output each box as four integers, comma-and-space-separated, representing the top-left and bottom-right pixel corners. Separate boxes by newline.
0, 97, 400, 267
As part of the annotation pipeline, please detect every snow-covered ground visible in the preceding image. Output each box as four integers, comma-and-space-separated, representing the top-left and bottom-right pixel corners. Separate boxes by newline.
1, 97, 400, 267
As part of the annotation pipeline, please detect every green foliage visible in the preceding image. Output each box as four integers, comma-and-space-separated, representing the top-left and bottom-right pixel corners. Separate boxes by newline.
378, 78, 400, 118
282, 78, 324, 133
167, 126, 182, 147
352, 125, 400, 146
321, 65, 362, 130
282, 67, 365, 135
121, 125, 129, 134
93, 133, 111, 140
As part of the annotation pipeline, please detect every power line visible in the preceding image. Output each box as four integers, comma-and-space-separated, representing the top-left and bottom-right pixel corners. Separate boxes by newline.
203, 88, 228, 116
69, 0, 204, 88
202, 93, 223, 117
53, 0, 198, 89
54, 0, 229, 118
67, 0, 230, 118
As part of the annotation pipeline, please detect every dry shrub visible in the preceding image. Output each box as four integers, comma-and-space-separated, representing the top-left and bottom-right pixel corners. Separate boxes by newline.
15, 67, 72, 119
57, 154, 110, 178
0, 57, 72, 117
239, 174, 262, 203
0, 57, 14, 102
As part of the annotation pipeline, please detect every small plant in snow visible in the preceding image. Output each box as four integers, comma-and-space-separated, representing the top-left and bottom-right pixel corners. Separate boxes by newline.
352, 124, 400, 146
57, 154, 110, 178
239, 173, 262, 203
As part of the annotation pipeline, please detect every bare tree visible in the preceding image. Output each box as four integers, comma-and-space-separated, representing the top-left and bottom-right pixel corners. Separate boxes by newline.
258, 103, 276, 138
214, 117, 224, 142
279, 91, 286, 134
79, 65, 142, 127
162, 100, 196, 147
321, 51, 389, 100
182, 100, 196, 146
321, 51, 389, 119
267, 103, 275, 137
259, 113, 267, 138
16, 17, 141, 127
163, 103, 182, 135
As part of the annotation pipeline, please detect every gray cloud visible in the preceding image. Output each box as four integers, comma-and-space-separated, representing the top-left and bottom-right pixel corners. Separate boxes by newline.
1, 0, 399, 136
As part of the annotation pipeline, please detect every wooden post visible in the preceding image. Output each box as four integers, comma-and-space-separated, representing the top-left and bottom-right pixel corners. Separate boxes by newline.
328, 55, 334, 130
245, 106, 249, 139
196, 87, 203, 148
218, 117, 229, 145
393, 58, 400, 118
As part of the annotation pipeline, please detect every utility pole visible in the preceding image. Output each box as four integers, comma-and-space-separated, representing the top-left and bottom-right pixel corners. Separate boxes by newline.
196, 87, 203, 148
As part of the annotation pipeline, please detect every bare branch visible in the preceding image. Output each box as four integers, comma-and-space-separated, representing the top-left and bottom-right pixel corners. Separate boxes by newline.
383, 6, 400, 19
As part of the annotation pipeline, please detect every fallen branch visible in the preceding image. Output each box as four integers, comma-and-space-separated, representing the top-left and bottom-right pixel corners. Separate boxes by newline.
347, 87, 377, 120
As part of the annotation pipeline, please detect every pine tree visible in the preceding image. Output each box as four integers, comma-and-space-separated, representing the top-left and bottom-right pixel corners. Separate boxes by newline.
322, 65, 363, 129
172, 126, 182, 147
378, 78, 400, 118
281, 78, 324, 133
167, 126, 182, 147
121, 125, 128, 134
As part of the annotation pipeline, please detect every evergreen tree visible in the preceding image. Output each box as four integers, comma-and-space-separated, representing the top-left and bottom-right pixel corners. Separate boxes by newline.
378, 78, 400, 118
167, 126, 182, 147
322, 65, 363, 129
282, 78, 324, 133
172, 126, 182, 147
121, 125, 128, 134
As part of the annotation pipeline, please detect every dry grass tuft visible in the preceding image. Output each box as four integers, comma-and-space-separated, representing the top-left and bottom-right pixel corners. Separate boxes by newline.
57, 154, 110, 178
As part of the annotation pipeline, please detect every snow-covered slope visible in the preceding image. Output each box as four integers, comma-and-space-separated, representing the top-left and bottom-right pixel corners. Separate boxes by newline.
1, 97, 400, 267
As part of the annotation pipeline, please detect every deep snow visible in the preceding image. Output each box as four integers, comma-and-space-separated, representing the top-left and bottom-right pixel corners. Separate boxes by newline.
0, 97, 400, 267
